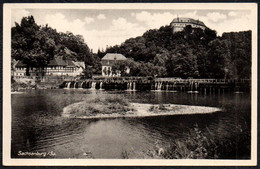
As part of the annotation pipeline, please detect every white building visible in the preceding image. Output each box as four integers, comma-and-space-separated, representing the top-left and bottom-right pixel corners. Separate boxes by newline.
170, 17, 206, 33
101, 53, 130, 77
13, 57, 85, 79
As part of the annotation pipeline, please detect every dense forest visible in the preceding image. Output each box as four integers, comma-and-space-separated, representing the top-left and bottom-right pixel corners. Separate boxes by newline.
11, 16, 96, 76
98, 25, 251, 79
12, 16, 251, 79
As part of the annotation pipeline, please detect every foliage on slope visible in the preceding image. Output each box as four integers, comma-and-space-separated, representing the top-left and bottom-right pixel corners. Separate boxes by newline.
98, 25, 251, 79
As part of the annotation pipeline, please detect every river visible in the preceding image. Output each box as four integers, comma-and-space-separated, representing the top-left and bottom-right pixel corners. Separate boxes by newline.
11, 89, 251, 159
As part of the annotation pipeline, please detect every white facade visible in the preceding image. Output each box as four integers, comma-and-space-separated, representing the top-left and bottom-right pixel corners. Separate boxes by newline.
102, 65, 130, 77
13, 61, 85, 79
170, 17, 206, 33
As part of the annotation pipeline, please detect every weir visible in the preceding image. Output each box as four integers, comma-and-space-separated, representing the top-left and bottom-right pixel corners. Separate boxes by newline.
60, 78, 251, 93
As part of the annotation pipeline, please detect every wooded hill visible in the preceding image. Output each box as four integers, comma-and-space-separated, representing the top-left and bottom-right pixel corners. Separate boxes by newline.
12, 16, 251, 79
98, 25, 251, 79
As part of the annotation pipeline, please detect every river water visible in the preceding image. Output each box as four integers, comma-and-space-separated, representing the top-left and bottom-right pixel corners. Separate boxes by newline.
11, 89, 251, 159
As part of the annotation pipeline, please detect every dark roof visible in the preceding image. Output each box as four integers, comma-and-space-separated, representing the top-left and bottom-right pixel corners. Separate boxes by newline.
48, 57, 68, 66
101, 53, 127, 61
15, 61, 27, 67
14, 58, 77, 67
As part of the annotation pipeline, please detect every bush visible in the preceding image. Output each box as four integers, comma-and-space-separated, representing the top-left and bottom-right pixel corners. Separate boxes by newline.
160, 121, 250, 159
64, 95, 135, 117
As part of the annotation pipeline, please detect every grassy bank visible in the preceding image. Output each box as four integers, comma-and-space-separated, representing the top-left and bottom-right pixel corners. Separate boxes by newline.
121, 119, 250, 159
137, 103, 251, 159
158, 118, 250, 159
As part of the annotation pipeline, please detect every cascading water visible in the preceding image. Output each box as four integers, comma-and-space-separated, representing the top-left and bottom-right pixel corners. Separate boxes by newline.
155, 82, 158, 90
159, 82, 163, 90
190, 81, 193, 91
154, 82, 163, 91
187, 81, 198, 93
126, 81, 136, 91
66, 82, 71, 89
194, 82, 198, 91
133, 82, 136, 91
74, 82, 77, 89
157, 82, 162, 91
128, 82, 132, 90
99, 82, 104, 90
90, 81, 96, 90
166, 83, 169, 91
79, 81, 84, 89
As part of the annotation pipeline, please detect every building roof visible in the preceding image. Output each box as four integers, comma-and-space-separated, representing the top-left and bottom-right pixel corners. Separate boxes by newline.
171, 17, 206, 27
73, 61, 85, 69
15, 61, 27, 67
48, 57, 68, 66
66, 60, 75, 67
101, 53, 127, 61
15, 58, 77, 67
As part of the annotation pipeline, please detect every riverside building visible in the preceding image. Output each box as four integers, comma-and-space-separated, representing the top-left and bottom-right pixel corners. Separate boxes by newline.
101, 53, 130, 77
13, 57, 85, 80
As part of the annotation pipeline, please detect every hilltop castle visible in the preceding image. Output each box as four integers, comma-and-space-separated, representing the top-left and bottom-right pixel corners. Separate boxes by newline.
170, 17, 206, 33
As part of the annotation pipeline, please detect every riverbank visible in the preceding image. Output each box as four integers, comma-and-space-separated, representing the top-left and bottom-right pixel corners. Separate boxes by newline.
62, 97, 221, 119
11, 81, 58, 92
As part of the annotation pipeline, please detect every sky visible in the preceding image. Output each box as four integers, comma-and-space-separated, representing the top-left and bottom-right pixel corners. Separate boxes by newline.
11, 8, 252, 52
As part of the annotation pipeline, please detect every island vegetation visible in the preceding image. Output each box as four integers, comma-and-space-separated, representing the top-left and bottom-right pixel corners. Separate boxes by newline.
62, 95, 221, 119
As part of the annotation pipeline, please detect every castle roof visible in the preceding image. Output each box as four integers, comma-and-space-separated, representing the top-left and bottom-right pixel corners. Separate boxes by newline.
101, 53, 127, 61
171, 17, 206, 27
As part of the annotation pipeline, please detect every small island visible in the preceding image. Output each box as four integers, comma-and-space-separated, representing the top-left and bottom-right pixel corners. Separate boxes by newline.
63, 96, 221, 119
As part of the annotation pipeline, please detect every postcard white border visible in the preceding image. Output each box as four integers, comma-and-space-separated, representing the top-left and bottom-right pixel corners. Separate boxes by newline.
3, 3, 258, 166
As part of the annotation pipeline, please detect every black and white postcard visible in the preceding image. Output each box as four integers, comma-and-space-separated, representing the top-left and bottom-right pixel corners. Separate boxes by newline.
3, 3, 257, 166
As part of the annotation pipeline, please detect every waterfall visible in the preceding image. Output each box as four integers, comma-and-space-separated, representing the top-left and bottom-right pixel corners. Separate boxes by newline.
126, 81, 136, 91
99, 82, 104, 90
128, 82, 132, 90
187, 81, 198, 93
158, 82, 162, 91
155, 82, 158, 90
74, 82, 77, 88
79, 81, 84, 89
133, 82, 136, 91
173, 82, 176, 90
130, 82, 132, 90
154, 82, 162, 91
90, 81, 96, 90
166, 83, 169, 91
195, 82, 198, 91
66, 82, 71, 89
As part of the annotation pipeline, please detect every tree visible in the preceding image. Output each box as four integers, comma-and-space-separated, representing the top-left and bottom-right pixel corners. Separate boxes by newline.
12, 15, 95, 77
12, 16, 54, 75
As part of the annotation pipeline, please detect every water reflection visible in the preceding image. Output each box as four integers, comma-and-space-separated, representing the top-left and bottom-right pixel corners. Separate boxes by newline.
11, 89, 251, 159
